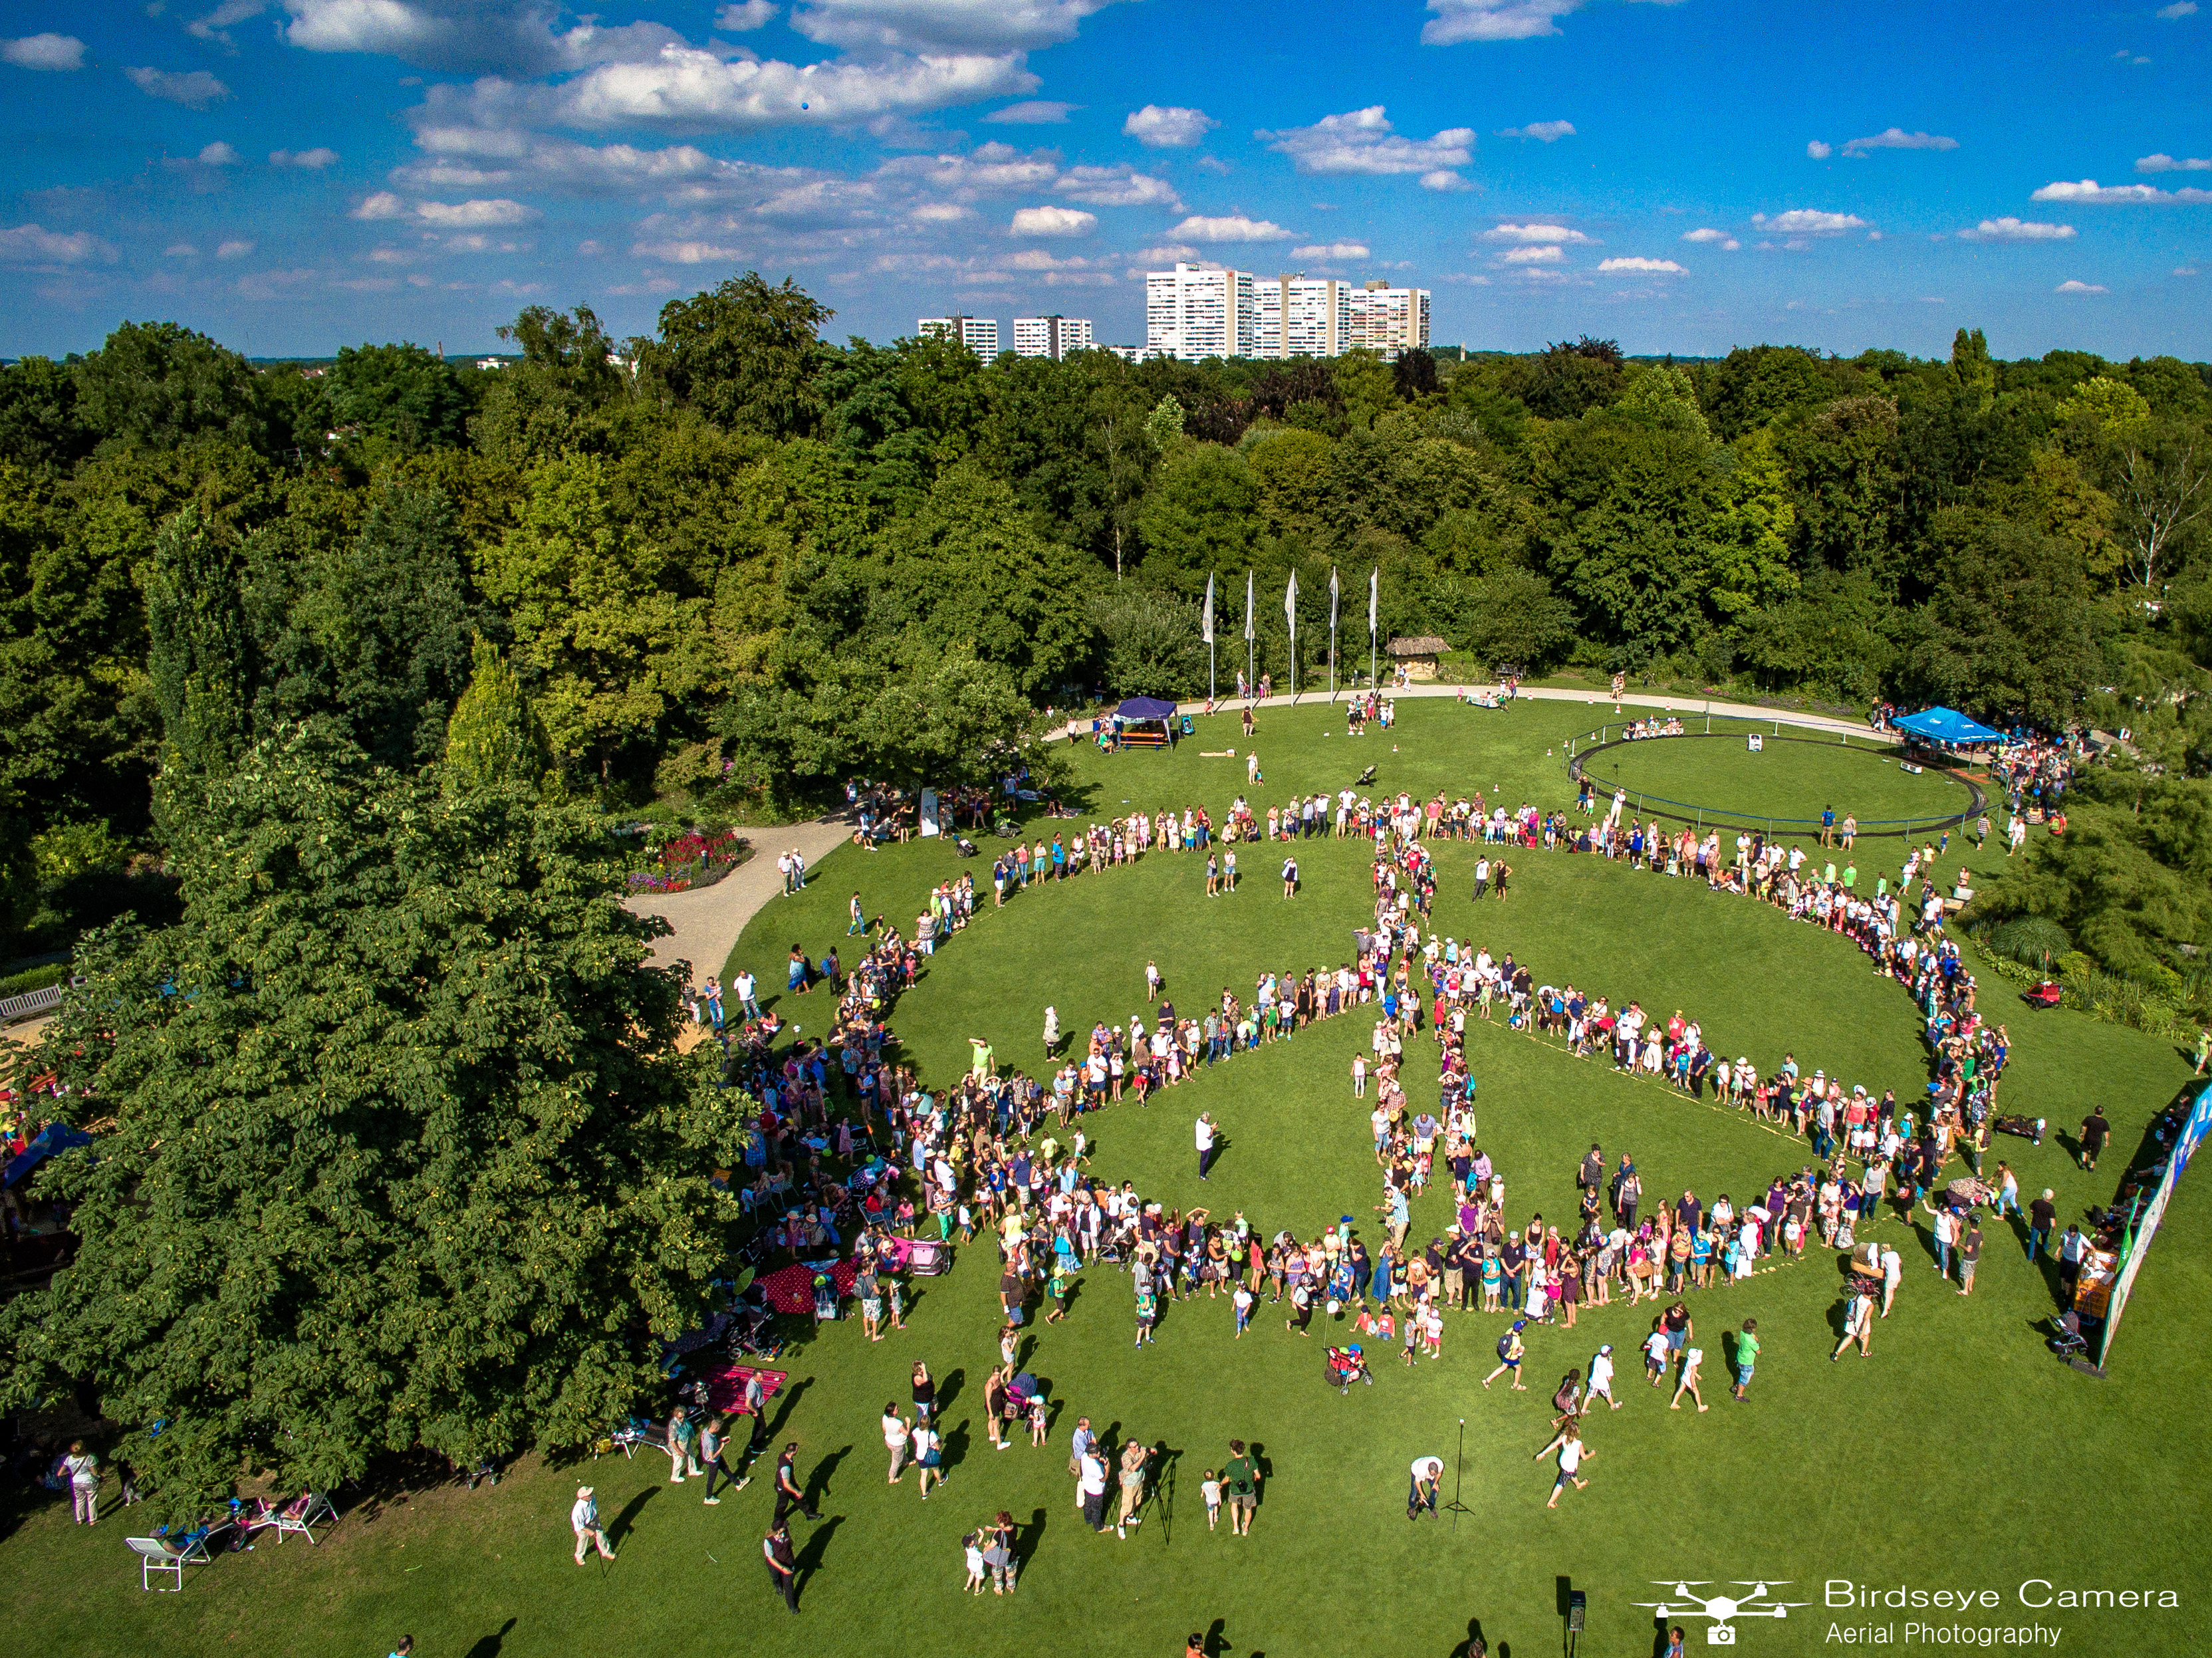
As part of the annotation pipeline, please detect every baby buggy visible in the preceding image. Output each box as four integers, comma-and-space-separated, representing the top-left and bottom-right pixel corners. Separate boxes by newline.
1324, 1344, 1374, 1393
906, 1238, 954, 1276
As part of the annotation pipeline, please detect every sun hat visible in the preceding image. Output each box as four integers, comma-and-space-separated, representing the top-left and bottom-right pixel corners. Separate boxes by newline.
577, 1485, 594, 1498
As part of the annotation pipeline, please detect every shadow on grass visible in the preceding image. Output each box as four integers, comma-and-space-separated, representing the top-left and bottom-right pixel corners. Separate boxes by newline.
463, 1616, 517, 1658
606, 1484, 659, 1548
792, 1512, 844, 1602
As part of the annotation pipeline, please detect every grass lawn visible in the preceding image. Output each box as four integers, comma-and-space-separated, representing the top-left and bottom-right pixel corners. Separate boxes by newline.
1580, 731, 1979, 834
9, 699, 2205, 1658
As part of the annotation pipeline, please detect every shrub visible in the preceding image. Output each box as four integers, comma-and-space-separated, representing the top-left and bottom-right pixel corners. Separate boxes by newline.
1988, 915, 2072, 969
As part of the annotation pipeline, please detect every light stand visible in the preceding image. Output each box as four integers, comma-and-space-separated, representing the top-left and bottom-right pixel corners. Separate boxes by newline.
1566, 1588, 1586, 1658
1444, 1416, 1473, 1528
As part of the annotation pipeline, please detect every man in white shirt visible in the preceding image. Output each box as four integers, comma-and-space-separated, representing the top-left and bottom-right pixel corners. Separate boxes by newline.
1588, 1344, 1619, 1409
733, 969, 759, 1019
1079, 1449, 1110, 1531
571, 1485, 615, 1563
1196, 1112, 1217, 1181
1408, 1455, 1443, 1520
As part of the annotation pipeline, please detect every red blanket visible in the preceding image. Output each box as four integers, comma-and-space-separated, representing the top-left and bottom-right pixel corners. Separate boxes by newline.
703, 1364, 790, 1415
758, 1258, 858, 1314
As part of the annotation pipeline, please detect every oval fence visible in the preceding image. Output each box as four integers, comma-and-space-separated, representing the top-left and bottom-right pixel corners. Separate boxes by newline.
1564, 715, 1987, 840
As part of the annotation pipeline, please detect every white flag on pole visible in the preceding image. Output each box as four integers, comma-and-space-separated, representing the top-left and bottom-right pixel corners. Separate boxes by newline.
1244, 570, 1255, 642
1368, 566, 1379, 638
1284, 568, 1298, 640
1202, 571, 1214, 645
1329, 566, 1340, 631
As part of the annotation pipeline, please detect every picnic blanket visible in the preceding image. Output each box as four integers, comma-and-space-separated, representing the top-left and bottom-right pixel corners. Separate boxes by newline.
703, 1363, 790, 1415
759, 1257, 857, 1314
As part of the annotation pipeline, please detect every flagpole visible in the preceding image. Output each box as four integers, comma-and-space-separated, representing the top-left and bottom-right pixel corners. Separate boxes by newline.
1205, 570, 1215, 707
1245, 570, 1255, 702
1368, 566, 1378, 694
1284, 568, 1298, 704
1328, 566, 1340, 703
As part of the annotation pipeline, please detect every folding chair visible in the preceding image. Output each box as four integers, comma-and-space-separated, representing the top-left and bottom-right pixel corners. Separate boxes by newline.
273, 1492, 337, 1544
130, 1530, 211, 1591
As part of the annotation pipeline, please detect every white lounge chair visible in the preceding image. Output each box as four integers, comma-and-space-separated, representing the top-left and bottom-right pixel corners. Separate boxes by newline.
271, 1492, 338, 1544
128, 1530, 211, 1591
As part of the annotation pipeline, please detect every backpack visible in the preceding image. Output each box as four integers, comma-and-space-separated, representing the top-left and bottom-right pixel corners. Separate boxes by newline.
1497, 1334, 1516, 1362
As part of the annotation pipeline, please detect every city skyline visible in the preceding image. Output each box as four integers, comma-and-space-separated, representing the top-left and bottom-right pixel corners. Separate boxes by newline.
0, 0, 2205, 360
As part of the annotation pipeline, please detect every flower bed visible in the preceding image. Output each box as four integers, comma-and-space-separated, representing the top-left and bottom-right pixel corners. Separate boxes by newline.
626, 829, 749, 894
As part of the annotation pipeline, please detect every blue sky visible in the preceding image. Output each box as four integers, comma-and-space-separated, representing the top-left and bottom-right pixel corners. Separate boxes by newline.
0, 0, 2207, 359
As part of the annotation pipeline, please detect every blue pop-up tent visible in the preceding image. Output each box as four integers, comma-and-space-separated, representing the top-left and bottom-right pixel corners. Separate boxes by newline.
1112, 697, 1179, 721
1891, 706, 2003, 746
3, 1123, 91, 1187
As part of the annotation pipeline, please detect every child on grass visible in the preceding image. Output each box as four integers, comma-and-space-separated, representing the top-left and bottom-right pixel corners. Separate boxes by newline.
963, 1532, 987, 1594
1201, 1469, 1223, 1531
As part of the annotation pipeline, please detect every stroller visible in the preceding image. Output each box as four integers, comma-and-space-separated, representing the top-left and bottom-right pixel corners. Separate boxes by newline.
1355, 765, 1378, 787
2047, 1310, 2089, 1362
953, 836, 979, 858
906, 1239, 954, 1276
1324, 1344, 1374, 1393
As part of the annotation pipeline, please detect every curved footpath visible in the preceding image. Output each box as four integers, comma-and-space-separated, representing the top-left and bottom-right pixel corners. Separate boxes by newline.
1172, 679, 1871, 737
624, 810, 852, 985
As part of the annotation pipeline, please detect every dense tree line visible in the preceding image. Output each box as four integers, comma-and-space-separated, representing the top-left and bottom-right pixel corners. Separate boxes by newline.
3, 282, 2209, 966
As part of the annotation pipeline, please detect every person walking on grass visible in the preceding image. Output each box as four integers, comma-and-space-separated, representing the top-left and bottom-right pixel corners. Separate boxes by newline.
1116, 1437, 1150, 1538
1534, 1422, 1593, 1509
1483, 1320, 1528, 1390
773, 1443, 820, 1526
699, 1416, 735, 1504
63, 1442, 98, 1525
570, 1485, 615, 1564
764, 1522, 800, 1613
882, 1404, 912, 1484
1831, 1288, 1874, 1361
1197, 1112, 1217, 1181
1222, 1441, 1259, 1536
1957, 1219, 1982, 1297
1282, 854, 1298, 898
666, 1405, 702, 1484
1669, 1344, 1707, 1412
1588, 1344, 1620, 1410
1731, 1320, 1759, 1402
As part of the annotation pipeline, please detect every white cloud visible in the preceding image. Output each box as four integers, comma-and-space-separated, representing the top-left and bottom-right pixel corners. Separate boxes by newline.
1124, 104, 1216, 148
1292, 241, 1370, 259
281, 0, 686, 75
1482, 221, 1593, 243
1, 33, 84, 70
1598, 255, 1683, 273
1009, 203, 1094, 235
715, 0, 777, 28
215, 238, 255, 258
634, 239, 747, 263
166, 242, 198, 257
1258, 107, 1475, 185
1841, 127, 1957, 156
2137, 153, 2211, 173
1497, 119, 1574, 142
198, 142, 242, 166
417, 197, 537, 225
1681, 227, 1739, 249
271, 146, 340, 168
0, 222, 117, 263
2032, 178, 2183, 202
2176, 265, 2200, 276
352, 190, 410, 219
549, 46, 1034, 131
1171, 213, 1292, 241
910, 201, 971, 222
1422, 0, 1592, 45
986, 100, 1076, 123
1501, 244, 1562, 263
1958, 217, 2074, 241
1138, 243, 1197, 261
1806, 140, 1833, 159
2055, 279, 2108, 293
1752, 208, 1867, 233
1054, 164, 1180, 208
1421, 170, 1471, 191
788, 0, 1124, 53
126, 66, 231, 106
2156, 1, 2195, 16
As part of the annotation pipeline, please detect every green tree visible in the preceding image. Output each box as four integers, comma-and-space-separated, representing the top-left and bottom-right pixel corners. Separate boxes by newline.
1706, 429, 1799, 620
1091, 582, 1205, 699
1898, 517, 2100, 726
0, 731, 743, 1519
71, 321, 280, 458
144, 507, 254, 776
0, 356, 93, 473
327, 343, 476, 451
443, 638, 550, 794
1136, 444, 1255, 593
648, 273, 832, 439
474, 306, 623, 463
476, 454, 706, 780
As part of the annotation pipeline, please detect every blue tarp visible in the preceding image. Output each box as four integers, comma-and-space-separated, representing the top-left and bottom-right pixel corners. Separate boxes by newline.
1112, 697, 1179, 721
3, 1123, 91, 1187
1891, 706, 2003, 746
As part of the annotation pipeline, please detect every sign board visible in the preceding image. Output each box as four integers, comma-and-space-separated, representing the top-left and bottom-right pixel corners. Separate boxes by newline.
918, 788, 940, 838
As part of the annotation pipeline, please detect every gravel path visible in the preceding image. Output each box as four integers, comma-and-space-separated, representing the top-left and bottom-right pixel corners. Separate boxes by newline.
624, 811, 853, 987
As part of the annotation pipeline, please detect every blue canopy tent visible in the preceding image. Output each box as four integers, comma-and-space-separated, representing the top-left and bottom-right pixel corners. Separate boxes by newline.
1106, 696, 1180, 749
3, 1122, 91, 1187
1891, 706, 2003, 747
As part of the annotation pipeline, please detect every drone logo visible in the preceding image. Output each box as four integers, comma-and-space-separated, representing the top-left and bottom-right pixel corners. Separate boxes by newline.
1633, 1581, 1811, 1645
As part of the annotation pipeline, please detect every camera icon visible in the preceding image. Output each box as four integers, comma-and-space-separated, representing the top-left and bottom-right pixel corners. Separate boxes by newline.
1706, 1629, 1737, 1646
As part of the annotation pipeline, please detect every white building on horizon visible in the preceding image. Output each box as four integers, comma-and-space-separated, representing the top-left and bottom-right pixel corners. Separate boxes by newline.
1255, 275, 1352, 359
1011, 314, 1094, 360
918, 314, 1000, 356
1347, 280, 1430, 359
1145, 263, 1257, 362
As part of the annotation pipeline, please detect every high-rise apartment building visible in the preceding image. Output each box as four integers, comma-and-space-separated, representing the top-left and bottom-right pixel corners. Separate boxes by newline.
917, 314, 1000, 356
1254, 275, 1352, 359
1011, 315, 1094, 360
1346, 281, 1431, 358
1144, 263, 1257, 361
